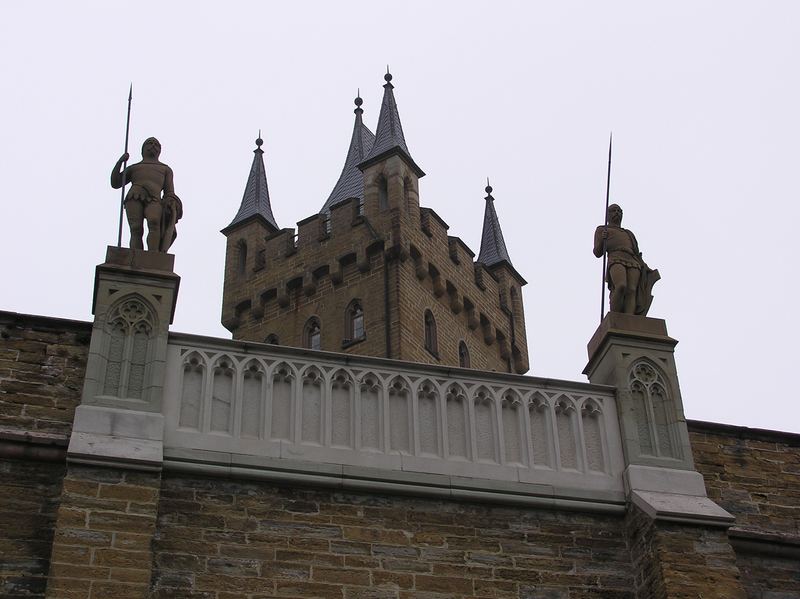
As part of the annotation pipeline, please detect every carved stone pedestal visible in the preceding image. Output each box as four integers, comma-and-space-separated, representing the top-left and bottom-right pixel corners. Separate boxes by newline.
585, 313, 745, 598
46, 248, 178, 599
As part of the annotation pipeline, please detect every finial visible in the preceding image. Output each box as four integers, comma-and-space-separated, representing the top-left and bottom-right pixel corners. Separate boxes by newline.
256, 130, 263, 148
385, 65, 392, 83
485, 178, 493, 197
354, 91, 363, 107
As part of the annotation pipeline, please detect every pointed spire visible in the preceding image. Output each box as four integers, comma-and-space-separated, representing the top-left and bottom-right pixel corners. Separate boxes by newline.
320, 93, 376, 214
477, 180, 513, 267
358, 70, 424, 177
223, 134, 279, 234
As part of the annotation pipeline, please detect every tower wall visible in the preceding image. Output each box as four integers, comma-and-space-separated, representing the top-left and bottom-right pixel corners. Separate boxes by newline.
221, 159, 529, 373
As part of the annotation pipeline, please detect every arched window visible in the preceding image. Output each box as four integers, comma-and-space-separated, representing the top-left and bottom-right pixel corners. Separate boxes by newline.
424, 310, 438, 356
345, 300, 365, 341
304, 317, 321, 351
237, 240, 248, 276
458, 341, 470, 368
378, 177, 389, 210
265, 334, 279, 345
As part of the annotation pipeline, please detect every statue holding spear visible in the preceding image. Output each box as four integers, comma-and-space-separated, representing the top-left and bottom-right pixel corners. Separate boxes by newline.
110, 86, 183, 253
593, 136, 660, 317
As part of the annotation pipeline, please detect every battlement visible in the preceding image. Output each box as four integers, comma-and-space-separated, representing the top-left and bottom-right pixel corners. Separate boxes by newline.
222, 185, 528, 373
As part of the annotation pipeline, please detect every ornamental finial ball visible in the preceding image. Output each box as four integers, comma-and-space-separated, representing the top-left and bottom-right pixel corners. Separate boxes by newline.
486, 185, 493, 195
256, 137, 263, 148
385, 72, 392, 83
354, 96, 363, 107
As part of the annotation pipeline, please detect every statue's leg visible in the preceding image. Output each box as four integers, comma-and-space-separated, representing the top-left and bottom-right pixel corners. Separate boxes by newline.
143, 202, 163, 252
608, 264, 627, 312
125, 201, 144, 250
624, 268, 641, 314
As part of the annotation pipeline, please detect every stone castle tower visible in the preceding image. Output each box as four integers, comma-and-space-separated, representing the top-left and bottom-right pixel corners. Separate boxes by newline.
220, 73, 529, 374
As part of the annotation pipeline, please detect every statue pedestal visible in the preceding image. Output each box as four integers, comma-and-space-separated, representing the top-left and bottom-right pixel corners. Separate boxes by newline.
584, 312, 733, 527
70, 247, 180, 470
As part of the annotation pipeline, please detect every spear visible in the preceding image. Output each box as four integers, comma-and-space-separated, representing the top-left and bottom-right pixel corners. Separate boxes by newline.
600, 132, 613, 322
117, 84, 133, 247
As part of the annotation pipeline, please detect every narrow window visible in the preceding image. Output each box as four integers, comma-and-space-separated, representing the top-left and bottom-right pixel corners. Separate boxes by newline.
304, 318, 321, 350
424, 310, 438, 356
237, 240, 248, 275
265, 334, 279, 345
378, 177, 389, 210
346, 300, 365, 341
458, 341, 470, 368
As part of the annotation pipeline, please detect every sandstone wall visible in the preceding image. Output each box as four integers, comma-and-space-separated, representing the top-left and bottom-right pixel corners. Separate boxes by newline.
152, 474, 634, 599
689, 420, 800, 599
0, 312, 90, 598
0, 312, 90, 436
0, 458, 65, 598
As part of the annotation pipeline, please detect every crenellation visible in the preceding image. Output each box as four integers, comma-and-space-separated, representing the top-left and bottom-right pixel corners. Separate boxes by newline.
264, 228, 296, 261
329, 197, 360, 235
297, 213, 325, 248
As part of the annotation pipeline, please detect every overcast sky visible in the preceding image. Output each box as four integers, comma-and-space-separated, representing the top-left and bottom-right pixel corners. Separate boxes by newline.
2, 2, 798, 433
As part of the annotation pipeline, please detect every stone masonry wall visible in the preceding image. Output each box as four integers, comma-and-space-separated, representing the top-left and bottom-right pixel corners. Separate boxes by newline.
688, 421, 800, 599
0, 457, 66, 598
625, 505, 746, 599
0, 312, 90, 598
152, 474, 634, 599
0, 312, 90, 436
45, 465, 161, 599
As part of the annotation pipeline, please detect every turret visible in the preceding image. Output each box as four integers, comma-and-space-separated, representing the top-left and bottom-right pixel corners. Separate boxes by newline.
320, 94, 375, 216
221, 135, 280, 333
476, 182, 529, 373
358, 71, 424, 228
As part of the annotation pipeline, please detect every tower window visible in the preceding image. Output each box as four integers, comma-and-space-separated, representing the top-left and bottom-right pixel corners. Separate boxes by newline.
424, 310, 438, 357
346, 300, 365, 341
378, 177, 389, 210
237, 240, 248, 276
458, 341, 470, 368
304, 317, 321, 351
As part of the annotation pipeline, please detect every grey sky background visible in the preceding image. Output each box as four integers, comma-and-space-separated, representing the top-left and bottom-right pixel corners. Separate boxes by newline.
2, 2, 798, 432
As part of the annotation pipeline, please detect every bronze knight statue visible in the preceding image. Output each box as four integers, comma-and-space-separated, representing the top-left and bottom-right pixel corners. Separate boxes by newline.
111, 137, 182, 252
594, 204, 660, 316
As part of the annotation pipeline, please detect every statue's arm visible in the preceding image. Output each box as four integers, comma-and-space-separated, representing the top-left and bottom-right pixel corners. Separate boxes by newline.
593, 226, 606, 258
110, 153, 130, 189
163, 166, 175, 196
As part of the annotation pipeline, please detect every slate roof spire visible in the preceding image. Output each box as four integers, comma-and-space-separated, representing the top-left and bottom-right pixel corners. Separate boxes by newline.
320, 93, 376, 214
477, 180, 513, 267
223, 133, 279, 233
358, 70, 424, 177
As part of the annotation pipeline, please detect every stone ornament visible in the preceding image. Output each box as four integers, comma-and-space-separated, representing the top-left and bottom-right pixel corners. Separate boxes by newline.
111, 137, 183, 252
594, 204, 660, 315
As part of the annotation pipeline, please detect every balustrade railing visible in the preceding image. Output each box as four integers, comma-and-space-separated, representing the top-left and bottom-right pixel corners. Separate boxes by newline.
162, 333, 626, 503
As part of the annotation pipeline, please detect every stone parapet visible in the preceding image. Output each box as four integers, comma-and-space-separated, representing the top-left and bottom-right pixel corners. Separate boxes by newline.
162, 332, 625, 511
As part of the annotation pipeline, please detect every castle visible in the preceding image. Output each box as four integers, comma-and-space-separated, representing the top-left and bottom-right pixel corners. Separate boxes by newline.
220, 73, 528, 375
0, 74, 797, 599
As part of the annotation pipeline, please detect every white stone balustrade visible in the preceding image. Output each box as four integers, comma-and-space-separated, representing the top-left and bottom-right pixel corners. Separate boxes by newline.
162, 333, 627, 510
